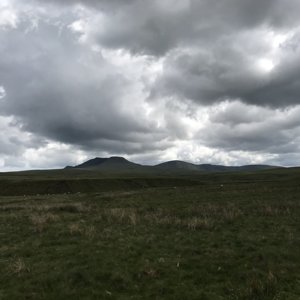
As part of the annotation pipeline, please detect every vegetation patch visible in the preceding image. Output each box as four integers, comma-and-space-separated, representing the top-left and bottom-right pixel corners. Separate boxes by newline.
0, 170, 299, 299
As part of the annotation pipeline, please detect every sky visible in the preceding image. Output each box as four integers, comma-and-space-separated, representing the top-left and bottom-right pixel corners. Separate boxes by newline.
1, 0, 300, 170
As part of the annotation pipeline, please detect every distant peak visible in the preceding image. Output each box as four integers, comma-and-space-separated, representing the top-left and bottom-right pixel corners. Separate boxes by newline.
68, 157, 281, 172
109, 156, 127, 160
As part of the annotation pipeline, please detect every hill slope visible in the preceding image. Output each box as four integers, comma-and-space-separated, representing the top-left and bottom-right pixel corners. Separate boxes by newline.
155, 160, 200, 171
67, 156, 147, 172
155, 161, 279, 173
66, 157, 282, 174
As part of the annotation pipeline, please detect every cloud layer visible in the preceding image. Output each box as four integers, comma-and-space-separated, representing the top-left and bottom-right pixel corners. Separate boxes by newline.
1, 0, 300, 170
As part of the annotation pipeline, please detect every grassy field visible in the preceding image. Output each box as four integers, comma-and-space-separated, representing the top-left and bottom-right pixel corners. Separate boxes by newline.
0, 169, 299, 299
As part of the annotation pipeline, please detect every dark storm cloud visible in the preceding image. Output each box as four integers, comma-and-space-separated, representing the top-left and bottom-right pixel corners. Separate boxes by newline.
2, 0, 300, 169
153, 33, 300, 107
198, 102, 300, 153
0, 17, 168, 154
33, 0, 300, 54
38, 0, 300, 108
27, 0, 300, 107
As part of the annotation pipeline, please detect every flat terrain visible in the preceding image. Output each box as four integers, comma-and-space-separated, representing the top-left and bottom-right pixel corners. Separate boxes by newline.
0, 169, 299, 299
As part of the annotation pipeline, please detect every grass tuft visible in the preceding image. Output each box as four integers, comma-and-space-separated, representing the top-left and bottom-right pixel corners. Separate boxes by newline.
7, 257, 29, 276
186, 217, 211, 230
29, 213, 59, 233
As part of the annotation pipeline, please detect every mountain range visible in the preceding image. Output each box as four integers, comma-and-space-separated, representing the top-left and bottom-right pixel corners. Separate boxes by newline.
65, 156, 281, 173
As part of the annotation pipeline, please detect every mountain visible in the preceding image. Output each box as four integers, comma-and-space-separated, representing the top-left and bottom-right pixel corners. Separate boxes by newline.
155, 161, 279, 173
66, 157, 281, 173
71, 157, 107, 169
196, 164, 277, 172
235, 165, 279, 172
155, 160, 200, 171
66, 156, 147, 172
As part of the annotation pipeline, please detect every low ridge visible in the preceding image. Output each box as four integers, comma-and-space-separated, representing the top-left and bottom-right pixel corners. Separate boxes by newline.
155, 160, 200, 171
66, 157, 282, 173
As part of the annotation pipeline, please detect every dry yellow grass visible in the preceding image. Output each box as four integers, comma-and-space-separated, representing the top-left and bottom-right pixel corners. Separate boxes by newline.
186, 217, 211, 230
68, 222, 84, 235
8, 257, 29, 276
68, 222, 96, 238
29, 213, 59, 233
105, 208, 139, 225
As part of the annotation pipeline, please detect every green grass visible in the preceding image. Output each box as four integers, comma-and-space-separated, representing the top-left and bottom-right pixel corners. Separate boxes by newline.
0, 170, 299, 299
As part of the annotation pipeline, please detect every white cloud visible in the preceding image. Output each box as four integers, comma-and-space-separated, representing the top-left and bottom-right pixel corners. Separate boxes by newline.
1, 0, 300, 170
0, 7, 18, 29
0, 86, 6, 99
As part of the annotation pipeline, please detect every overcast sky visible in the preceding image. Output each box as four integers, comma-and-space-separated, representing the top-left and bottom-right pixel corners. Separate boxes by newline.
1, 0, 300, 170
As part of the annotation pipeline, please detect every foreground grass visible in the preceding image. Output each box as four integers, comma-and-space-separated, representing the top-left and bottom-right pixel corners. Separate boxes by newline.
0, 177, 299, 299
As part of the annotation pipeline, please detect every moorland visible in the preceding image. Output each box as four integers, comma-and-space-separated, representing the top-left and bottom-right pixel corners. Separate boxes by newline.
0, 159, 299, 299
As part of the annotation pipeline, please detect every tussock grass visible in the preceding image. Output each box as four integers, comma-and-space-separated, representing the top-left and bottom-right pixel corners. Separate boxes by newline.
68, 222, 96, 238
186, 217, 211, 230
29, 213, 59, 233
104, 208, 139, 225
245, 271, 278, 299
68, 222, 83, 235
7, 257, 29, 276
260, 204, 292, 216
0, 171, 299, 299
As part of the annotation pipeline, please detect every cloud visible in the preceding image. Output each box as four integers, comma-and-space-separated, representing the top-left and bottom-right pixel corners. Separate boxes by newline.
0, 13, 172, 156
0, 117, 36, 156
0, 1, 18, 29
27, 0, 300, 107
31, 0, 300, 54
152, 27, 300, 107
2, 0, 300, 169
197, 101, 300, 154
0, 86, 6, 99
